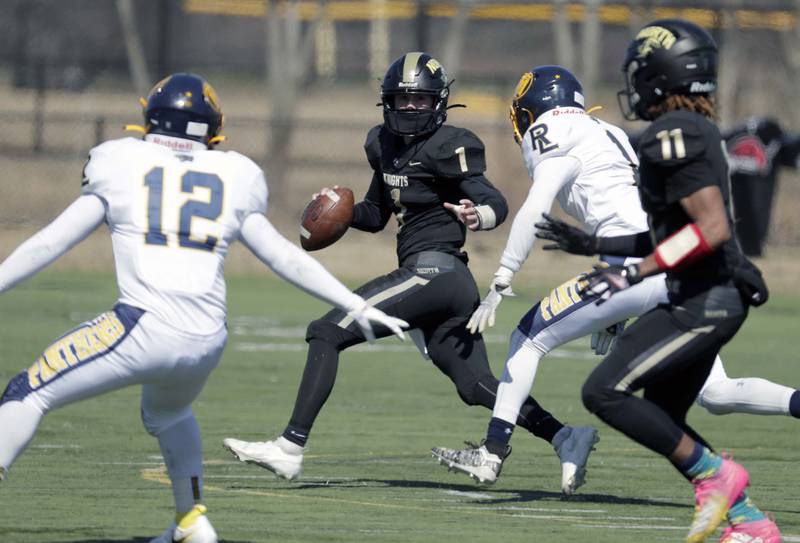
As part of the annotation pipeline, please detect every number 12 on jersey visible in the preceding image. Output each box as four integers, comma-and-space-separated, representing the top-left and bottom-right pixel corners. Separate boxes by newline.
144, 167, 224, 251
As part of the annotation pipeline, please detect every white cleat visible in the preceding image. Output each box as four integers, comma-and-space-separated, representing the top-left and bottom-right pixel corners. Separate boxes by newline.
223, 436, 303, 481
431, 442, 507, 485
554, 426, 599, 495
150, 504, 218, 543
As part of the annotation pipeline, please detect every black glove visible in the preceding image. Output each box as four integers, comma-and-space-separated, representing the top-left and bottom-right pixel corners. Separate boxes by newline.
578, 263, 642, 305
733, 259, 769, 307
535, 213, 598, 256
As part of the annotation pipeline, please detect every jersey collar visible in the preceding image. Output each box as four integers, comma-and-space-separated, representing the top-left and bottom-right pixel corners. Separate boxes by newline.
145, 134, 207, 152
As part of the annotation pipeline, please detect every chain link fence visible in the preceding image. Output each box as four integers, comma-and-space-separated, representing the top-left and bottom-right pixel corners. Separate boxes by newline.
1, 0, 798, 262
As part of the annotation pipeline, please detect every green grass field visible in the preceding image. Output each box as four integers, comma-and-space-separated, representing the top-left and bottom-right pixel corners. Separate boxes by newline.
0, 271, 798, 543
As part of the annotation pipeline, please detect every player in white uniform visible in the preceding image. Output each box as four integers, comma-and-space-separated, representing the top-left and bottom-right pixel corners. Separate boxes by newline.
0, 73, 407, 543
432, 66, 798, 486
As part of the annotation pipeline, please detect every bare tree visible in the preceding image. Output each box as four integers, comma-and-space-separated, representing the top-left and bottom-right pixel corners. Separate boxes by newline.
441, 0, 477, 82
116, 0, 150, 97
554, 0, 575, 71
580, 0, 602, 95
265, 0, 327, 207
717, 1, 742, 128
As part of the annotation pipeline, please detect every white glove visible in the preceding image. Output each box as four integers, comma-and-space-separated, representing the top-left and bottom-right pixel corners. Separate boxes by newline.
466, 267, 515, 335
348, 300, 409, 343
590, 321, 626, 355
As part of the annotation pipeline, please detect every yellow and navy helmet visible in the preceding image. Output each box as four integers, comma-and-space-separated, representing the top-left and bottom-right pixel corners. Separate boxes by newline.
380, 52, 450, 137
142, 73, 224, 146
618, 19, 717, 121
510, 66, 584, 144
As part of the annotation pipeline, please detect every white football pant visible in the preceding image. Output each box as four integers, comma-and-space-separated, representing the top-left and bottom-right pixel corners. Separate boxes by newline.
493, 267, 795, 425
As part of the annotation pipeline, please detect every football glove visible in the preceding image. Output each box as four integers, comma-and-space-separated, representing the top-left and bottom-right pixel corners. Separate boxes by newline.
467, 267, 515, 334
348, 300, 409, 342
590, 321, 626, 355
579, 263, 642, 305
534, 213, 598, 255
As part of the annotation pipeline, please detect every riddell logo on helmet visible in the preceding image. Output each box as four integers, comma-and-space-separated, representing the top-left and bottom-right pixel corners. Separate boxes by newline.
399, 81, 419, 88
689, 81, 716, 93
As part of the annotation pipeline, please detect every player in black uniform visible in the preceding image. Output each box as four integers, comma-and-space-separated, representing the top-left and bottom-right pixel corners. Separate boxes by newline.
536, 20, 780, 542
223, 52, 596, 492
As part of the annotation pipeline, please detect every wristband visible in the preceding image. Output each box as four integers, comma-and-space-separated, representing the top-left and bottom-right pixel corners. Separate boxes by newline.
654, 223, 713, 270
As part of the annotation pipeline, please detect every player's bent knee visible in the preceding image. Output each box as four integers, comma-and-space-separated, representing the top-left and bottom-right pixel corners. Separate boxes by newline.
306, 318, 355, 349
695, 383, 734, 415
141, 406, 193, 436
1, 371, 39, 409
456, 375, 497, 408
581, 376, 617, 416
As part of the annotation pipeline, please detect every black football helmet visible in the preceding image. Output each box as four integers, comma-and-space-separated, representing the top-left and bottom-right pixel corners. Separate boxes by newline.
510, 65, 585, 144
142, 73, 224, 146
380, 52, 450, 137
618, 19, 718, 121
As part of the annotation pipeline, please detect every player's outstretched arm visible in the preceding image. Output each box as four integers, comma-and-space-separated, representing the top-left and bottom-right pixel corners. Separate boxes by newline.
0, 195, 105, 294
466, 156, 577, 334
239, 213, 408, 341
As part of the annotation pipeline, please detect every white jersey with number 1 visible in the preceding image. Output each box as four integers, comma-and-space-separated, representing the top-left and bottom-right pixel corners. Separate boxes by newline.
521, 108, 647, 237
82, 136, 267, 334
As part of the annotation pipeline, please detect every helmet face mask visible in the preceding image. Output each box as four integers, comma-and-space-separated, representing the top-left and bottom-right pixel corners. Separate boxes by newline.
618, 19, 718, 121
143, 73, 224, 146
380, 52, 450, 137
510, 66, 585, 145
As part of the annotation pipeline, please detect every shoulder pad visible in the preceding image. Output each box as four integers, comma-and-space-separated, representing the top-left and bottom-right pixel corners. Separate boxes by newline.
521, 117, 574, 171
363, 125, 384, 170
639, 111, 720, 166
82, 138, 133, 189
422, 126, 486, 177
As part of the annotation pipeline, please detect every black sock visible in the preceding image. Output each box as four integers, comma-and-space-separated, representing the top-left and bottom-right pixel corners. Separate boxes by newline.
790, 390, 800, 418
517, 397, 564, 443
485, 417, 514, 457
283, 339, 341, 447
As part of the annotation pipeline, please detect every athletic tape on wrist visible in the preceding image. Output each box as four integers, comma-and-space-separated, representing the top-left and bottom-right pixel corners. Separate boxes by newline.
654, 223, 712, 270
474, 205, 496, 230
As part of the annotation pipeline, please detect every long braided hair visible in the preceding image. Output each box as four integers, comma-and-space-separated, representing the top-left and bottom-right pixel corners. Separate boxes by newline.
647, 94, 718, 121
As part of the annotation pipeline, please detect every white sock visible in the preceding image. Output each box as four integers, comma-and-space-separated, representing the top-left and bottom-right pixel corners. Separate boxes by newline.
493, 328, 543, 425
0, 400, 43, 471
698, 377, 796, 416
157, 415, 203, 514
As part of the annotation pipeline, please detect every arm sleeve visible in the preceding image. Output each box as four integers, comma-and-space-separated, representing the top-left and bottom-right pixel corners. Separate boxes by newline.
595, 231, 654, 257
239, 213, 363, 312
351, 170, 391, 233
456, 174, 509, 230
0, 195, 106, 293
498, 155, 580, 272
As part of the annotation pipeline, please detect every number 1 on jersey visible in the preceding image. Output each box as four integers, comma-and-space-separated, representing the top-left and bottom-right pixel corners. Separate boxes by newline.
143, 167, 224, 251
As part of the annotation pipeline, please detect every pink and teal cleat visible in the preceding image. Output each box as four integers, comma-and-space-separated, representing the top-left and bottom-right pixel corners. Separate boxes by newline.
686, 457, 750, 543
720, 518, 781, 543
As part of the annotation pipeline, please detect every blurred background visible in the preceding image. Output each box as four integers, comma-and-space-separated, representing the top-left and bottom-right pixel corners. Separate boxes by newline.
1, 0, 799, 281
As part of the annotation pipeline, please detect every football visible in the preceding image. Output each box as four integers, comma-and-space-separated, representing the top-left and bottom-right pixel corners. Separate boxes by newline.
299, 186, 354, 251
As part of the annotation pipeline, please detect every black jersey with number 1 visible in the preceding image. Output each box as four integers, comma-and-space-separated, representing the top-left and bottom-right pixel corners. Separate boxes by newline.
637, 110, 745, 299
351, 124, 508, 265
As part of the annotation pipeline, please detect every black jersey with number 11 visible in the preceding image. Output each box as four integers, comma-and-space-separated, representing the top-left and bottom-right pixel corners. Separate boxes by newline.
637, 110, 745, 299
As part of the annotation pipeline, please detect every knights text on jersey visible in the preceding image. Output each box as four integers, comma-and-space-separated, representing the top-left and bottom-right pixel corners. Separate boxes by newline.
81, 137, 267, 333
520, 108, 647, 237
354, 124, 507, 264
637, 110, 743, 295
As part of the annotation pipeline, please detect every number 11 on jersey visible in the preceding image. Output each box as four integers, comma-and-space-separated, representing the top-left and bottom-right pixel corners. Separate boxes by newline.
143, 167, 224, 252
